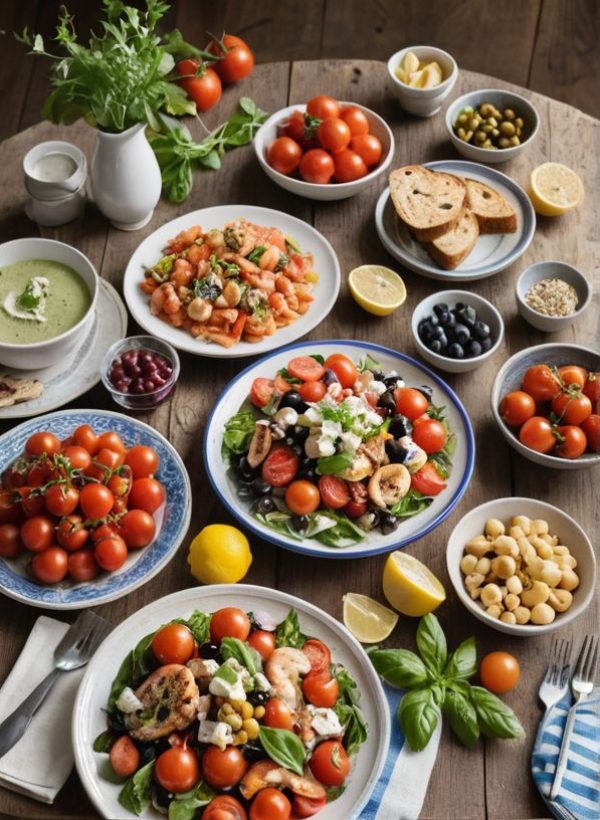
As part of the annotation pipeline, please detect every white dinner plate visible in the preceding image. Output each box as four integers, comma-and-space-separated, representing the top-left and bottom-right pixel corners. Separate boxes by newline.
73, 585, 390, 820
375, 159, 536, 282
123, 205, 341, 358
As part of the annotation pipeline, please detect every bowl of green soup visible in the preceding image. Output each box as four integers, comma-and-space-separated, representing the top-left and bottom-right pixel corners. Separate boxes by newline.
0, 238, 98, 369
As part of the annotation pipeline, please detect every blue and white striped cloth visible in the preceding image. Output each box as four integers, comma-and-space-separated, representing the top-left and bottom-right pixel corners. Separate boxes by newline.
359, 686, 441, 820
532, 688, 600, 820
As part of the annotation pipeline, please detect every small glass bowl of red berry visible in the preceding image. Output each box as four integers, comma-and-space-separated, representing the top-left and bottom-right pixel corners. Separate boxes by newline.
101, 336, 180, 410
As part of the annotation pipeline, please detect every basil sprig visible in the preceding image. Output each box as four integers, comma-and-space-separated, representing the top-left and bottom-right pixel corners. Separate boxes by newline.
258, 726, 306, 775
369, 614, 524, 751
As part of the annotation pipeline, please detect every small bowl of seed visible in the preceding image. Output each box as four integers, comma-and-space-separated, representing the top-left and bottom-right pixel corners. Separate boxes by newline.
516, 261, 591, 332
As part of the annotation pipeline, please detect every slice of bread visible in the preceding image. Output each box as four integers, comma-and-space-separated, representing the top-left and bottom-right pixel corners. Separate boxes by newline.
389, 165, 467, 241
424, 210, 480, 270
464, 178, 517, 234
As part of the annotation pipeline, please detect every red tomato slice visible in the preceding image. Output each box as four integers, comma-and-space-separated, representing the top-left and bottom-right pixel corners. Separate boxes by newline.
293, 794, 328, 817
274, 374, 294, 393
344, 499, 367, 518
262, 446, 299, 487
302, 639, 331, 674
410, 462, 446, 496
299, 380, 326, 402
250, 377, 275, 408
318, 475, 350, 509
287, 356, 325, 382
302, 671, 339, 707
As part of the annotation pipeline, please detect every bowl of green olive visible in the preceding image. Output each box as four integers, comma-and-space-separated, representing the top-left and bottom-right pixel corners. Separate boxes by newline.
445, 89, 539, 163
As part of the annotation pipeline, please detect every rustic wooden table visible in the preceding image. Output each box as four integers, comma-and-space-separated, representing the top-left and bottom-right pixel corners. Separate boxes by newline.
0, 60, 598, 820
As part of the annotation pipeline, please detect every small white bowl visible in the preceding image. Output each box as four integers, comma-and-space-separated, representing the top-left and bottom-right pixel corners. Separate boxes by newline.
254, 102, 394, 201
411, 289, 504, 374
23, 140, 87, 200
0, 238, 98, 370
446, 89, 539, 164
447, 497, 596, 636
387, 46, 458, 117
516, 261, 591, 332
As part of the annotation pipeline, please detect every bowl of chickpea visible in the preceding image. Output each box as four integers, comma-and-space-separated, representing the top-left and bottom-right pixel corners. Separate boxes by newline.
446, 497, 596, 635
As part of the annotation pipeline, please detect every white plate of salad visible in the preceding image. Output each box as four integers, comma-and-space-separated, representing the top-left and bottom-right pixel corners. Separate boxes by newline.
73, 585, 389, 820
123, 205, 341, 358
204, 340, 475, 558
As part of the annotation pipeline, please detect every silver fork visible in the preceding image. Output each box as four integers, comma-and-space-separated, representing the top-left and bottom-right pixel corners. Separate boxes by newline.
539, 637, 572, 713
0, 610, 112, 758
550, 634, 599, 799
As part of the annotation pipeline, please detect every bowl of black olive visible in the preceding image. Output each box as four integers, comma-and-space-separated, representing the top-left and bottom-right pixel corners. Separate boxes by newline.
411, 289, 504, 373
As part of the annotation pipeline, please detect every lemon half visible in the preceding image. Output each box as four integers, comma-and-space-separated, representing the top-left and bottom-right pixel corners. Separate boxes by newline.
382, 551, 446, 616
188, 524, 252, 585
530, 162, 583, 217
349, 265, 406, 316
342, 592, 399, 643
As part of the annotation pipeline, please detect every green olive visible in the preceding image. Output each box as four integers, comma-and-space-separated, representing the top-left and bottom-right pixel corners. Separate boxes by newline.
482, 123, 493, 133
479, 103, 493, 117
515, 117, 524, 128
469, 117, 480, 131
509, 135, 521, 146
457, 113, 468, 125
486, 117, 498, 128
498, 136, 511, 149
500, 121, 516, 136
482, 139, 493, 149
503, 108, 516, 120
457, 127, 466, 138
464, 130, 474, 142
474, 130, 487, 143
516, 126, 522, 136
492, 128, 500, 138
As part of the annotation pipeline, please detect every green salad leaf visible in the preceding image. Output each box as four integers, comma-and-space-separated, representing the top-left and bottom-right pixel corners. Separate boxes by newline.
220, 637, 262, 675
108, 633, 155, 710
275, 609, 306, 649
333, 666, 368, 756
389, 489, 433, 519
92, 729, 114, 753
315, 452, 354, 475
178, 610, 210, 644
168, 780, 215, 820
258, 727, 306, 775
356, 354, 381, 373
222, 410, 255, 457
118, 760, 154, 816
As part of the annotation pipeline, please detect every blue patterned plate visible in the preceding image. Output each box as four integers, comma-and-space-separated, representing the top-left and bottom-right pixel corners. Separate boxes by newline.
0, 409, 191, 609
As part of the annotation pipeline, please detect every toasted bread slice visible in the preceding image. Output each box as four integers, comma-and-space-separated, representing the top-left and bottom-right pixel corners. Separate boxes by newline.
389, 165, 467, 241
424, 210, 480, 270
464, 178, 517, 234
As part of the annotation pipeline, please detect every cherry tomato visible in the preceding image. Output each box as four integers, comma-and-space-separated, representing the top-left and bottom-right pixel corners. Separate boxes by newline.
247, 629, 276, 660
79, 484, 114, 519
124, 445, 160, 479
267, 137, 302, 175
410, 462, 446, 496
317, 117, 351, 153
302, 639, 331, 674
298, 149, 335, 184
32, 546, 68, 584
302, 672, 339, 707
309, 740, 349, 786
583, 372, 600, 409
203, 795, 248, 820
274, 373, 294, 393
340, 106, 369, 136
558, 365, 588, 390
344, 499, 367, 518
107, 472, 131, 499
518, 416, 556, 453
479, 651, 520, 694
333, 148, 368, 182
288, 357, 325, 383
20, 489, 45, 518
73, 424, 99, 455
177, 59, 222, 112
210, 607, 251, 642
21, 515, 54, 552
27, 461, 51, 487
318, 475, 350, 509
0, 489, 22, 525
556, 425, 587, 459
250, 377, 275, 408
44, 484, 79, 517
285, 480, 320, 515
323, 354, 358, 389
250, 788, 291, 820
95, 536, 128, 572
151, 623, 195, 665
109, 735, 140, 778
207, 34, 254, 84
293, 795, 327, 818
350, 133, 382, 166
581, 414, 600, 452
87, 448, 124, 481
306, 95, 340, 120
92, 522, 119, 543
0, 523, 22, 558
62, 445, 92, 471
551, 391, 592, 425
68, 550, 100, 581
57, 515, 89, 551
521, 364, 560, 402
119, 509, 156, 549
128, 477, 165, 514
281, 111, 318, 150
156, 746, 200, 793
499, 390, 536, 427
202, 745, 247, 790
25, 431, 61, 457
412, 418, 447, 454
96, 431, 126, 456
263, 697, 294, 730
395, 387, 429, 420
2, 467, 25, 490
262, 446, 299, 488
298, 380, 327, 402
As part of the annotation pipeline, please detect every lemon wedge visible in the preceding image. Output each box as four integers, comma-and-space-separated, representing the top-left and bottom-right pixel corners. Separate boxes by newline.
530, 162, 584, 217
342, 593, 399, 643
188, 524, 252, 585
382, 551, 446, 616
348, 265, 406, 316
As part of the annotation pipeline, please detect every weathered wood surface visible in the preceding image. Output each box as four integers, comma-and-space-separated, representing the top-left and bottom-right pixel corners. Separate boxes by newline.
0, 61, 598, 820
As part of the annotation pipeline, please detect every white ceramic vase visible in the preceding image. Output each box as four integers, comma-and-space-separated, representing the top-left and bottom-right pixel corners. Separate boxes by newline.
91, 123, 162, 231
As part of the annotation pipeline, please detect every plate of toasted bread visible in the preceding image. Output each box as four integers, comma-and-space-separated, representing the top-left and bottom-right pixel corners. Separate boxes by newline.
375, 160, 536, 281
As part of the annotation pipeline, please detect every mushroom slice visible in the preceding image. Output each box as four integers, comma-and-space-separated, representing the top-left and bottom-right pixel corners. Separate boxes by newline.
239, 760, 280, 799
368, 464, 410, 509
240, 760, 326, 800
247, 421, 272, 468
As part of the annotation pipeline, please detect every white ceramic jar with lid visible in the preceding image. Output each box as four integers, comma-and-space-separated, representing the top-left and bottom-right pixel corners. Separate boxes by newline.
23, 140, 87, 227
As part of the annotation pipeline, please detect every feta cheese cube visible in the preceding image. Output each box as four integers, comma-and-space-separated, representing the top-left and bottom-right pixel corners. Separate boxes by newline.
308, 706, 343, 738
198, 720, 233, 750
253, 672, 272, 692
115, 686, 144, 714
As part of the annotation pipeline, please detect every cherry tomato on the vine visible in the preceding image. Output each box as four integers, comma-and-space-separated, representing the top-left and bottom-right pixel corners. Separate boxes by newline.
521, 364, 560, 402
119, 509, 156, 549
207, 34, 255, 83
25, 431, 61, 457
32, 546, 69, 584
556, 425, 587, 459
124, 445, 159, 479
306, 95, 340, 120
176, 59, 222, 112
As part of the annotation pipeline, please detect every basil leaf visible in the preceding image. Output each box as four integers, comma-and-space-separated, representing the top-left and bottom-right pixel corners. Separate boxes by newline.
398, 686, 441, 752
92, 729, 114, 753
259, 726, 306, 775
181, 610, 210, 645
108, 632, 155, 710
222, 410, 255, 457
444, 688, 480, 747
197, 149, 222, 171
316, 452, 354, 475
326, 784, 346, 801
118, 760, 154, 816
369, 649, 430, 689
220, 637, 262, 676
444, 636, 477, 681
275, 609, 306, 649
333, 666, 368, 756
470, 686, 524, 739
310, 354, 325, 364
416, 613, 447, 675
168, 779, 215, 820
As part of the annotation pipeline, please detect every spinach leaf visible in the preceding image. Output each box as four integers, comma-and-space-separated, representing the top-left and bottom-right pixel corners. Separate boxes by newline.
416, 613, 447, 675
275, 609, 306, 648
259, 727, 306, 775
313, 513, 365, 547
389, 489, 433, 518
398, 686, 441, 752
326, 785, 346, 801
470, 686, 524, 739
92, 729, 114, 753
444, 636, 477, 681
222, 410, 255, 457
333, 666, 368, 756
429, 433, 456, 479
315, 452, 354, 475
168, 779, 215, 820
444, 688, 480, 747
118, 760, 154, 816
220, 637, 262, 675
108, 633, 155, 710
181, 610, 210, 644
369, 649, 430, 689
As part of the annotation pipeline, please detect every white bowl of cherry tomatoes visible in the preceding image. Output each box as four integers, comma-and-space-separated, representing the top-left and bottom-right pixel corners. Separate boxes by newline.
491, 343, 600, 470
254, 95, 395, 200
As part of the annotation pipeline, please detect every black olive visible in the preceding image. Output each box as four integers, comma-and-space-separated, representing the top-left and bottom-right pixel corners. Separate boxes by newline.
298, 465, 317, 482
432, 325, 445, 341
381, 513, 400, 535
288, 444, 302, 458
291, 515, 309, 531
139, 745, 158, 767
322, 368, 339, 385
151, 783, 172, 812
288, 425, 309, 442
418, 320, 434, 342
385, 439, 410, 463
436, 331, 448, 350
388, 414, 412, 438
429, 340, 442, 353
383, 376, 401, 389
370, 369, 385, 381
199, 642, 221, 660
448, 342, 465, 359
242, 741, 267, 763
248, 690, 268, 706
416, 385, 433, 402
237, 483, 253, 500
251, 477, 272, 496
455, 301, 466, 310
230, 452, 243, 469
363, 509, 381, 530
442, 311, 456, 328
433, 302, 449, 318
257, 496, 275, 514
235, 455, 257, 481
455, 305, 477, 327
280, 391, 308, 413
466, 339, 482, 357
473, 320, 491, 340
480, 336, 493, 352
378, 389, 397, 412
453, 322, 471, 345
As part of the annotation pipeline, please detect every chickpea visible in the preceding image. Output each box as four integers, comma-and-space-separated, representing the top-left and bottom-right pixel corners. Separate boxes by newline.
531, 519, 549, 535
542, 533, 558, 546
498, 136, 511, 149
515, 117, 524, 128
548, 589, 573, 613
482, 139, 494, 149
493, 536, 519, 558
492, 128, 500, 138
479, 103, 494, 117
527, 556, 545, 581
457, 127, 467, 139
558, 555, 577, 570
517, 537, 537, 564
514, 606, 531, 625
485, 518, 505, 538
559, 569, 580, 592
464, 130, 474, 142
506, 575, 523, 596
509, 525, 525, 539
253, 705, 266, 720
475, 557, 492, 575
521, 580, 550, 607
460, 554, 478, 575
485, 572, 499, 584
480, 583, 503, 608
470, 587, 482, 600
465, 572, 485, 592
512, 515, 532, 535
466, 535, 491, 558
224, 713, 243, 731
233, 729, 249, 746
500, 611, 517, 625
509, 135, 521, 146
530, 535, 553, 559
243, 718, 260, 740
553, 545, 570, 557
486, 604, 503, 619
504, 593, 520, 612
538, 560, 562, 588
531, 603, 556, 625
491, 555, 516, 580
482, 123, 494, 134
486, 117, 499, 128
457, 113, 469, 125
469, 116, 481, 131
241, 702, 254, 720
474, 130, 487, 144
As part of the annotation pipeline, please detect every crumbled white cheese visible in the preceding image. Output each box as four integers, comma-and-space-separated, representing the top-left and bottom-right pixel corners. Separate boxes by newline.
197, 694, 212, 721
274, 407, 297, 428
369, 380, 387, 397
308, 706, 343, 738
253, 672, 272, 692
301, 407, 322, 426
339, 430, 362, 454
115, 687, 144, 714
209, 674, 247, 700
198, 720, 233, 750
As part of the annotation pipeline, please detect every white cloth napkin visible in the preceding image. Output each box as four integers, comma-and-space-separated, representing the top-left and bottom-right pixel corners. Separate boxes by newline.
0, 615, 84, 803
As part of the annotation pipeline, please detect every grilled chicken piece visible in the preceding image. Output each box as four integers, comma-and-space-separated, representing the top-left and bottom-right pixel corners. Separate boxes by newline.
360, 435, 386, 467
125, 664, 200, 741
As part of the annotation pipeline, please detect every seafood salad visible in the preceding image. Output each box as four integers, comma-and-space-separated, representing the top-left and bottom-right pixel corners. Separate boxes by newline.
94, 606, 367, 818
222, 352, 456, 547
140, 219, 317, 348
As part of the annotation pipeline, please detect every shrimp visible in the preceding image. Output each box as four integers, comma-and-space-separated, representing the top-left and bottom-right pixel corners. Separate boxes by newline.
210, 308, 239, 327
275, 276, 299, 310
240, 267, 276, 294
167, 307, 186, 328
151, 283, 182, 316
169, 225, 202, 253
258, 245, 281, 271
269, 292, 299, 320
264, 647, 311, 710
171, 258, 194, 288
245, 313, 277, 338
